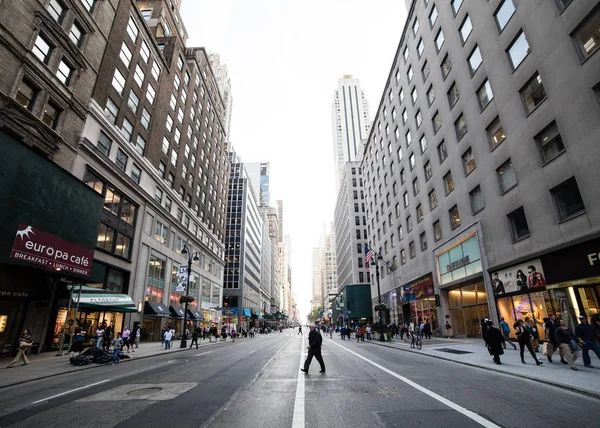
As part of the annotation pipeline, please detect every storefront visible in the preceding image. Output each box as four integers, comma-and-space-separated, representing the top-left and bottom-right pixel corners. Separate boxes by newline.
492, 237, 600, 332
436, 232, 492, 337
143, 301, 170, 341
0, 133, 104, 354
399, 273, 437, 332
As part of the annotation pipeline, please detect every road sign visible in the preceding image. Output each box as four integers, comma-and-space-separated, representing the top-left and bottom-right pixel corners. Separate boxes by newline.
408, 293, 416, 301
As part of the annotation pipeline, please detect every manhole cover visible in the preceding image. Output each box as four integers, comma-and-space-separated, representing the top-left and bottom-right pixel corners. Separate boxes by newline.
128, 387, 163, 396
435, 348, 473, 355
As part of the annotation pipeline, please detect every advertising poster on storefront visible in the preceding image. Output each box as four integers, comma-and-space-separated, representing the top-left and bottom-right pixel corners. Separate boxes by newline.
490, 259, 546, 295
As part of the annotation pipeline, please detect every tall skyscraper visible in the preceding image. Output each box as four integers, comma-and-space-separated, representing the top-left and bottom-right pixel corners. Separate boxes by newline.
208, 53, 233, 140
332, 75, 370, 189
244, 162, 270, 207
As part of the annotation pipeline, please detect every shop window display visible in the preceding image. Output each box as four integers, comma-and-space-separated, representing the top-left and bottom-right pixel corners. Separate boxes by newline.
446, 282, 489, 337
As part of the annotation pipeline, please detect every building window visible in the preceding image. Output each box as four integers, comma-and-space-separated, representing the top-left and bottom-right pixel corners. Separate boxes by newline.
409, 241, 416, 258
469, 186, 484, 214
141, 108, 151, 130
507, 207, 529, 241
447, 82, 459, 108
134, 65, 145, 87
69, 22, 84, 47
520, 72, 547, 114
420, 232, 427, 251
487, 117, 505, 150
459, 15, 473, 44
441, 55, 452, 80
497, 159, 517, 193
437, 140, 448, 163
462, 147, 476, 175
33, 34, 52, 64
507, 30, 530, 70
555, 0, 572, 12
119, 43, 132, 68
42, 102, 60, 130
413, 178, 420, 196
415, 110, 423, 128
422, 61, 430, 81
131, 163, 141, 184
112, 69, 126, 95
455, 114, 467, 140
433, 220, 442, 241
121, 119, 133, 141
444, 171, 454, 194
128, 90, 139, 113
431, 112, 442, 134
429, 189, 437, 210
535, 121, 565, 164
97, 131, 112, 157
135, 135, 146, 156
56, 59, 74, 85
468, 46, 483, 75
412, 18, 420, 36
409, 153, 416, 170
494, 0, 515, 32
154, 220, 169, 244
127, 17, 139, 42
435, 29, 445, 52
417, 204, 424, 223
81, 0, 96, 12
477, 79, 494, 110
403, 192, 409, 208
406, 131, 412, 147
140, 40, 150, 63
419, 135, 428, 154
451, 0, 463, 15
551, 177, 586, 221
411, 87, 418, 105
401, 249, 406, 265
429, 5, 438, 27
15, 79, 36, 110
449, 205, 461, 229
115, 149, 128, 171
141, 9, 152, 19
408, 66, 414, 83
417, 39, 424, 58
151, 61, 161, 81
427, 85, 436, 106
423, 161, 433, 181
572, 7, 600, 61
105, 98, 118, 124
47, 0, 66, 22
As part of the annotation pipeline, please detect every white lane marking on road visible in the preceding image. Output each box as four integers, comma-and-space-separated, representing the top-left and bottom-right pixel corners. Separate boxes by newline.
199, 339, 291, 428
195, 351, 213, 356
31, 379, 112, 404
292, 333, 305, 428
330, 340, 501, 428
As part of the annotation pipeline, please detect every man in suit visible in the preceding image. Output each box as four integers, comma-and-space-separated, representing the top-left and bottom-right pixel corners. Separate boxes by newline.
301, 325, 325, 374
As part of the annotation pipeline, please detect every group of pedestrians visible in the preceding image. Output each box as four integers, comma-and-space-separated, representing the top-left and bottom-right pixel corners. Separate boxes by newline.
484, 313, 600, 369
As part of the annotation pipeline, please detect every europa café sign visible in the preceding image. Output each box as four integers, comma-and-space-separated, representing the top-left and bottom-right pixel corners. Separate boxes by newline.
10, 224, 94, 276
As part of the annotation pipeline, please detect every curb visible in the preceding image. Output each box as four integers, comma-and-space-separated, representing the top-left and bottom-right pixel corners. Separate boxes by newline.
366, 340, 600, 400
0, 340, 227, 390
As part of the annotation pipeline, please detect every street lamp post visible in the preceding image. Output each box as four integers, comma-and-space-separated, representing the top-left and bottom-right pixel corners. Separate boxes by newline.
180, 245, 199, 348
375, 256, 384, 341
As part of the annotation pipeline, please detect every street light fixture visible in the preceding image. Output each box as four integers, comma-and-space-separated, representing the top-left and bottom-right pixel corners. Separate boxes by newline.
180, 245, 199, 348
374, 254, 393, 342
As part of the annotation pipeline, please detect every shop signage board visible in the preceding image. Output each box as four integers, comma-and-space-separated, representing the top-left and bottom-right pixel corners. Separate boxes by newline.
541, 237, 600, 288
436, 234, 482, 286
399, 273, 434, 302
489, 258, 546, 295
9, 224, 94, 276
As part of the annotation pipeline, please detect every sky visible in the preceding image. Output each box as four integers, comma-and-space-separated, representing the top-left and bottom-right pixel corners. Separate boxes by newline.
181, 0, 408, 321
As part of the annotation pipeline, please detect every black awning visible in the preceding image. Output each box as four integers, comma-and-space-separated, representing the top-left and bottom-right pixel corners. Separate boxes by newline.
169, 305, 186, 318
144, 301, 170, 318
187, 309, 202, 320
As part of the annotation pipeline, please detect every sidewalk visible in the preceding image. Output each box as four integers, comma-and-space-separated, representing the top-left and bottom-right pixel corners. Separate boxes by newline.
366, 336, 600, 398
0, 337, 228, 390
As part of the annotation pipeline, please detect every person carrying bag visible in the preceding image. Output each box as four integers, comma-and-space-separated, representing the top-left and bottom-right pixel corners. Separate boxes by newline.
7, 329, 33, 368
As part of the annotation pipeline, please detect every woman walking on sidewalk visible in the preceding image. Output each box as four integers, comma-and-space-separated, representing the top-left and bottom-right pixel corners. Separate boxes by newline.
7, 329, 32, 368
515, 320, 543, 365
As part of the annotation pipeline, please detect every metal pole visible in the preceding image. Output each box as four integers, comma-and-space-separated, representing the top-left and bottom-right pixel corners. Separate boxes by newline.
68, 283, 83, 353
376, 261, 384, 341
57, 283, 76, 356
180, 257, 191, 348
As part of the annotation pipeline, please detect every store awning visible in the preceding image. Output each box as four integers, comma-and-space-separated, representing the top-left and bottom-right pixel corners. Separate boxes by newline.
169, 305, 186, 318
71, 286, 137, 312
187, 309, 202, 320
144, 301, 170, 318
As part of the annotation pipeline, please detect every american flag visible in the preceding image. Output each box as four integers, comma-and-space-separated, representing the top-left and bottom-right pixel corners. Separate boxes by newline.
364, 245, 375, 267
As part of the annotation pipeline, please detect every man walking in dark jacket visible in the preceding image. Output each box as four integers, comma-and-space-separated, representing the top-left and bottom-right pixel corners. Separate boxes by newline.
485, 320, 505, 365
301, 325, 325, 374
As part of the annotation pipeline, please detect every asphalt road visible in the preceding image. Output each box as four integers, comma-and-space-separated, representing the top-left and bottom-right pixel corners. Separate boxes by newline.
0, 331, 599, 428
